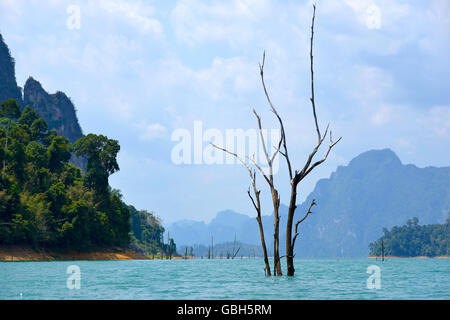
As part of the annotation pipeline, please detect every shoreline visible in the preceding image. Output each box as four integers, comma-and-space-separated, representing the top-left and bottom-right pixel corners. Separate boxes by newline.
369, 255, 449, 259
2, 246, 449, 261
0, 245, 151, 261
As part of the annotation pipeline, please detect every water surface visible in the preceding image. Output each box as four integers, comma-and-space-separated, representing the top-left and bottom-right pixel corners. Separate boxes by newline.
0, 258, 448, 299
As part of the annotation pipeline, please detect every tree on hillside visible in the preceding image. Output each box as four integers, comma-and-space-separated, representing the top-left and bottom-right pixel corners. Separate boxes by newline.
1, 99, 21, 179
47, 136, 72, 172
0, 99, 21, 119
73, 134, 120, 195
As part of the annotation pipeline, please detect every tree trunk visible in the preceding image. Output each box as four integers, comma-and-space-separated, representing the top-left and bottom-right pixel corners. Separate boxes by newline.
272, 189, 282, 276
256, 215, 271, 276
286, 184, 298, 276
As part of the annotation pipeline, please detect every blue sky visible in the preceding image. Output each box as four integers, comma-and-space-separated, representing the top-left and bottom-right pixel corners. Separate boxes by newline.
0, 0, 449, 223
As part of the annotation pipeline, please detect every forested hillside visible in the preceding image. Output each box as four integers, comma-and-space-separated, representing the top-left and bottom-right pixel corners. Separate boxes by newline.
0, 98, 169, 253
369, 216, 450, 257
129, 205, 176, 255
0, 33, 172, 255
0, 98, 129, 249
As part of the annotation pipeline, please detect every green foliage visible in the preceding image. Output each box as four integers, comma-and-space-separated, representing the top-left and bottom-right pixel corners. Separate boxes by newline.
8, 140, 26, 183
73, 134, 120, 194
41, 129, 57, 147
26, 141, 48, 168
0, 99, 159, 251
0, 99, 21, 119
129, 205, 168, 254
18, 105, 39, 127
30, 118, 48, 141
369, 216, 450, 257
47, 136, 71, 171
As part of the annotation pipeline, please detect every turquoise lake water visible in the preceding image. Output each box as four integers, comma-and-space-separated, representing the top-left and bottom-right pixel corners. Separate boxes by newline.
0, 258, 448, 299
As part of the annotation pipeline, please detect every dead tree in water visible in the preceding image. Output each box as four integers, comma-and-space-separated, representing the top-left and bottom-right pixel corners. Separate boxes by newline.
251, 109, 284, 275
273, 4, 341, 276
231, 234, 241, 260
212, 107, 283, 274
213, 4, 340, 277
211, 144, 272, 275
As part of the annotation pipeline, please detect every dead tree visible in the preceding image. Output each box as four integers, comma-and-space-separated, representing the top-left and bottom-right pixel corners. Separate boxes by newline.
257, 4, 341, 276
250, 109, 284, 275
213, 73, 285, 276
211, 236, 214, 259
211, 144, 272, 275
231, 234, 241, 260
211, 4, 339, 277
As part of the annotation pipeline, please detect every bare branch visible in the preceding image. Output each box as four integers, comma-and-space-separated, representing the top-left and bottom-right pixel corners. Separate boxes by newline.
247, 187, 259, 213
253, 109, 271, 167
247, 154, 271, 186
210, 143, 251, 174
292, 199, 316, 248
296, 123, 329, 182
232, 247, 241, 259
309, 3, 321, 143
211, 142, 273, 186
303, 134, 342, 177
259, 51, 293, 181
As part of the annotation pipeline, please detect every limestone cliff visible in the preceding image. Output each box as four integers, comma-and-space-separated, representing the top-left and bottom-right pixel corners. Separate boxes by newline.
23, 77, 83, 143
0, 34, 22, 105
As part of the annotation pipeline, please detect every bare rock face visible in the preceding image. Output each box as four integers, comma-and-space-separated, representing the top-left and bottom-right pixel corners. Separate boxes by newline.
23, 77, 83, 143
0, 34, 23, 105
23, 78, 86, 169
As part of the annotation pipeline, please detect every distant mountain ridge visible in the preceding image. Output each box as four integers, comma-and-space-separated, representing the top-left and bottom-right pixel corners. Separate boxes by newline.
168, 149, 450, 257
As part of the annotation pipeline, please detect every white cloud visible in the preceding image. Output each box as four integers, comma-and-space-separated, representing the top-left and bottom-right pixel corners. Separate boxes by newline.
135, 121, 168, 141
344, 0, 381, 29
93, 0, 163, 36
0, 0, 23, 22
371, 105, 392, 125
171, 0, 270, 46
420, 106, 450, 138
351, 65, 395, 103
343, 0, 411, 31
194, 57, 258, 98
152, 56, 258, 100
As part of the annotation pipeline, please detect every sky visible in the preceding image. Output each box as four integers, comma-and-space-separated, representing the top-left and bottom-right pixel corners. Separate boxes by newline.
0, 0, 449, 224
